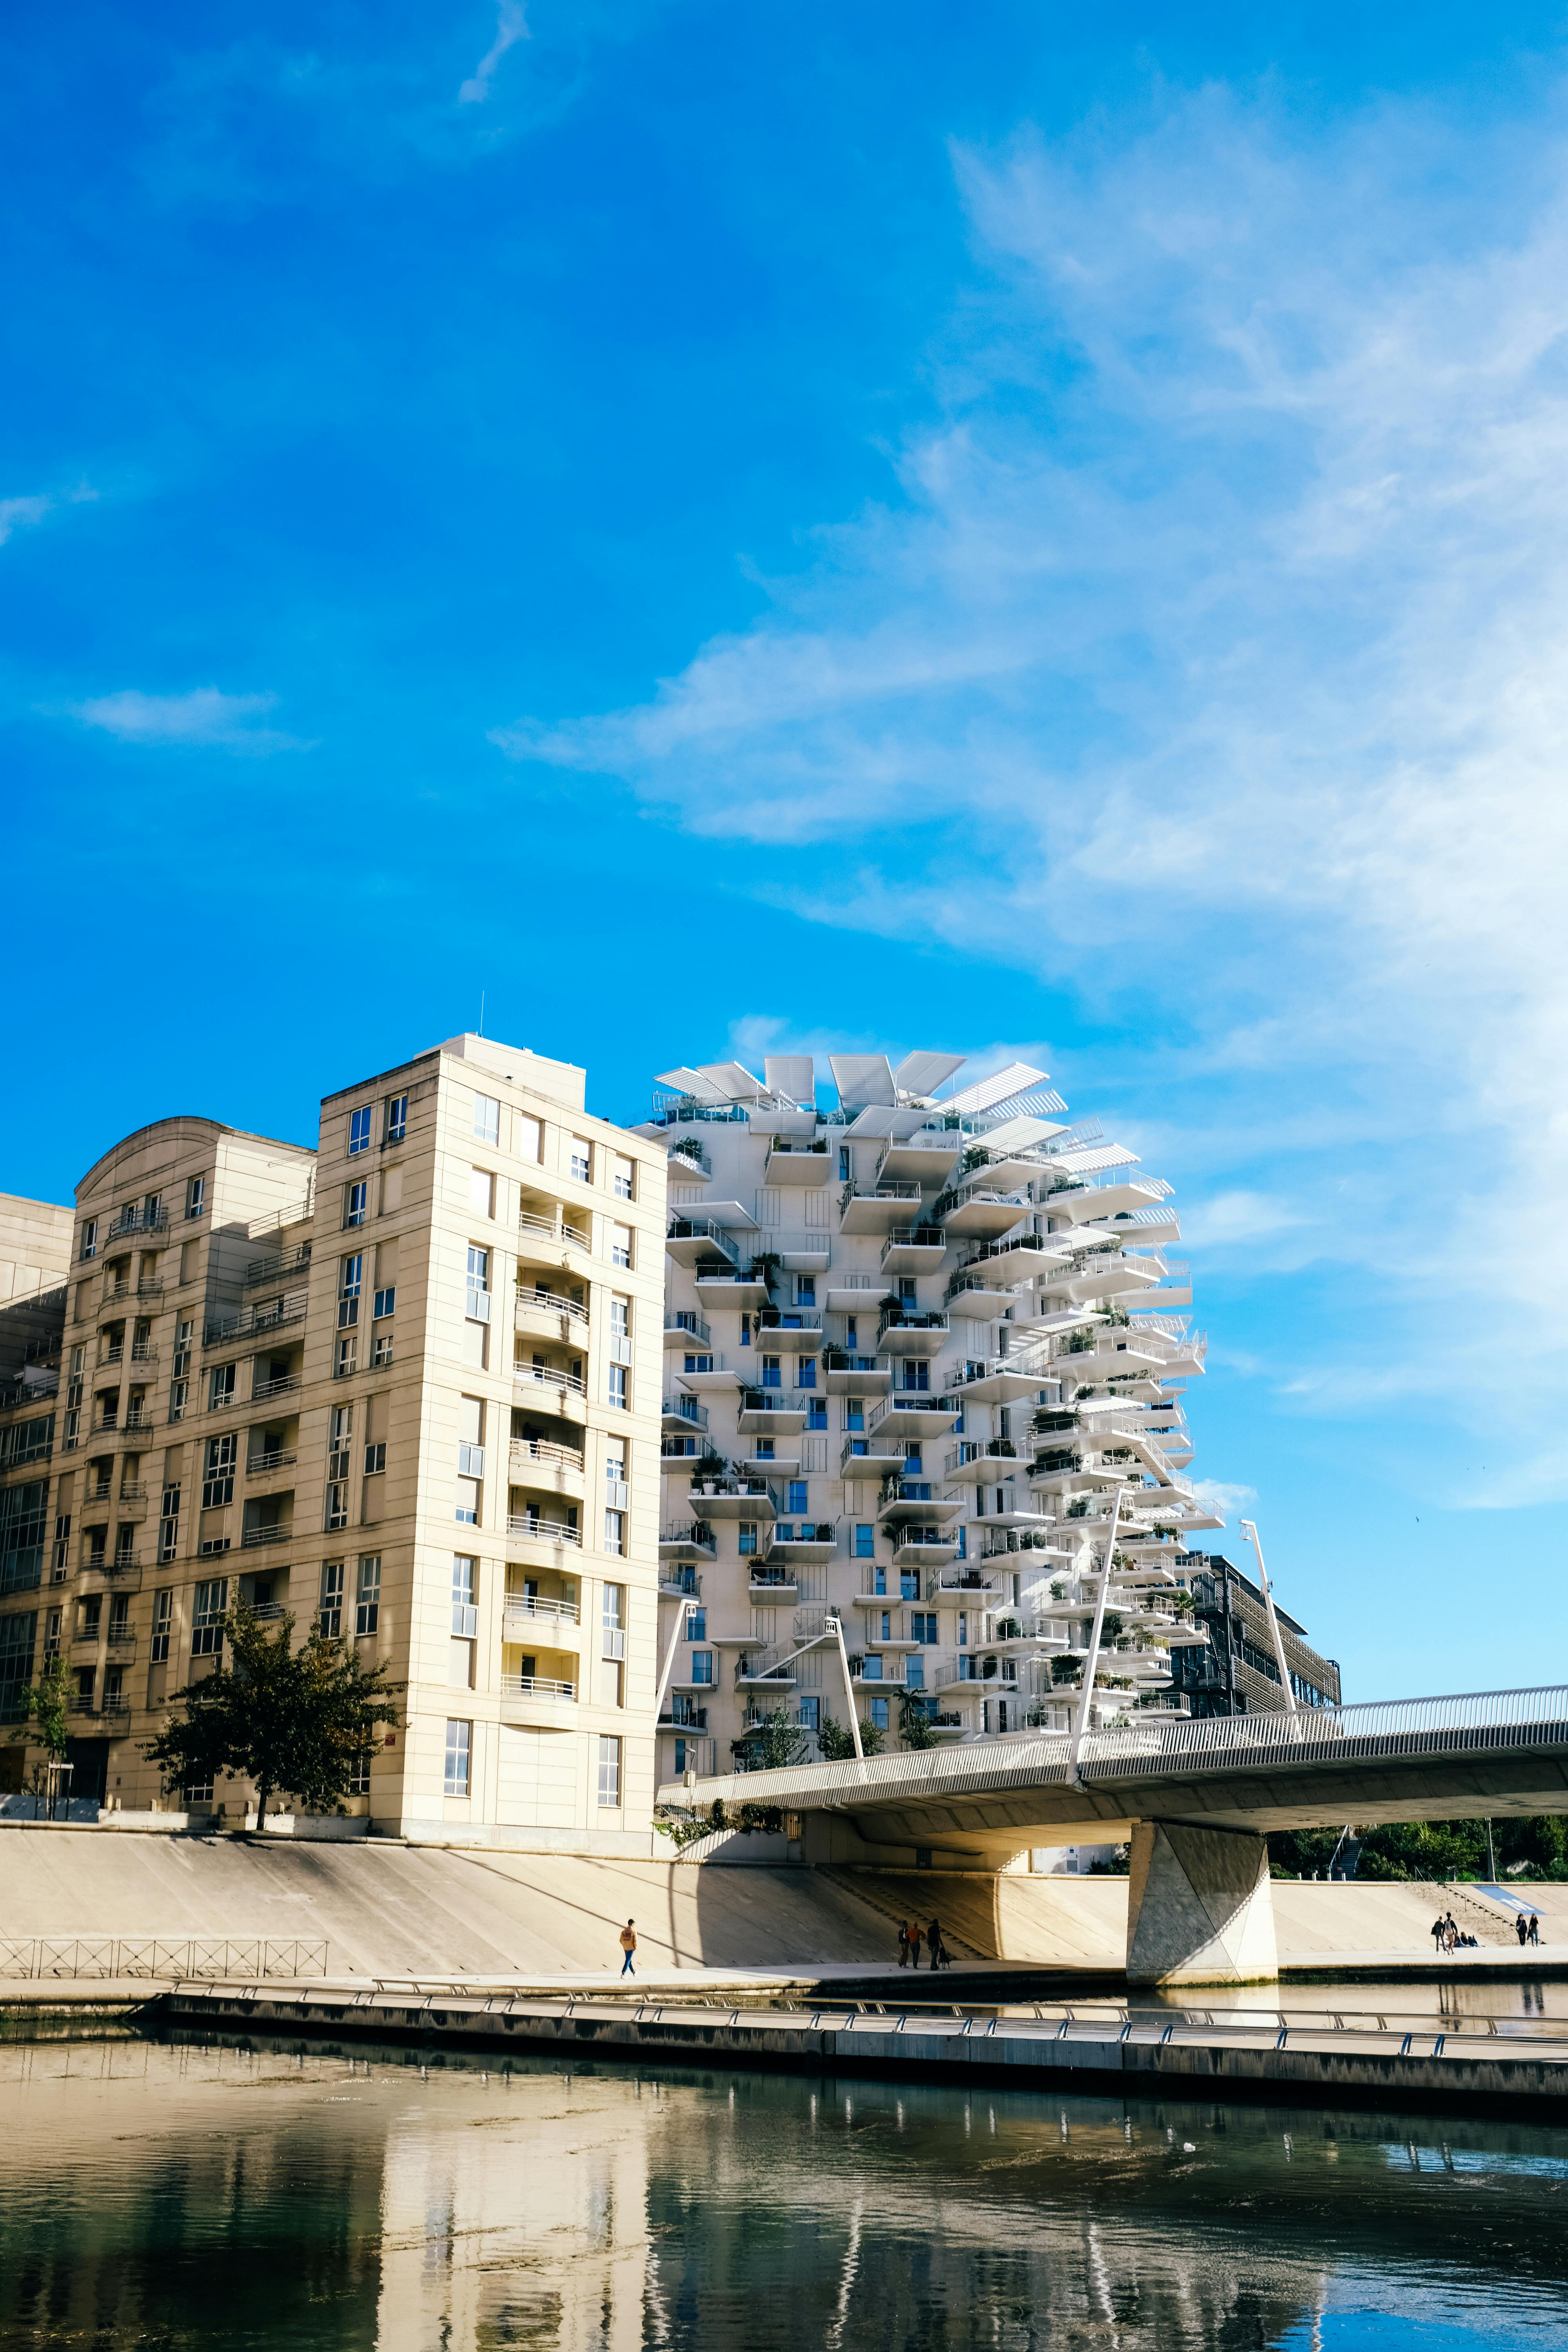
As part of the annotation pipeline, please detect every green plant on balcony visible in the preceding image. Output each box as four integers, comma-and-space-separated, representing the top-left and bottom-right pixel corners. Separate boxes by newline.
671, 1136, 706, 1164
897, 1689, 938, 1750
962, 1145, 989, 1173
730, 1708, 807, 1773
750, 1252, 782, 1294
1051, 1655, 1083, 1686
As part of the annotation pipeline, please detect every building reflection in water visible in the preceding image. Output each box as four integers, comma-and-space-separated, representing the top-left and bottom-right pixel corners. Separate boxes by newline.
2, 2032, 1566, 2352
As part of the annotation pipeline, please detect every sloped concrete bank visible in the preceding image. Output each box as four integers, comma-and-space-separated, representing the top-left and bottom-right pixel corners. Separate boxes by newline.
156, 1982, 1568, 2119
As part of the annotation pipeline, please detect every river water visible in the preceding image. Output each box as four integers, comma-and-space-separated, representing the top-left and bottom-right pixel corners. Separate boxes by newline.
3, 2027, 1566, 2350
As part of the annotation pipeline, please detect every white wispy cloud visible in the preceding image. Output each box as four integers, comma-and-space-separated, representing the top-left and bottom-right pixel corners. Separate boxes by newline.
71, 687, 307, 753
458, 2, 528, 104
0, 481, 97, 547
499, 84, 1568, 1501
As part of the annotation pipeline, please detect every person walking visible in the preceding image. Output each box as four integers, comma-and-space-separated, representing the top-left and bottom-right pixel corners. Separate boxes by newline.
1517, 1913, 1530, 1947
1430, 1913, 1446, 1952
927, 1915, 947, 1972
1444, 1911, 1459, 1953
619, 1920, 637, 1977
1528, 1913, 1541, 1947
907, 1919, 923, 1972
897, 1920, 911, 1968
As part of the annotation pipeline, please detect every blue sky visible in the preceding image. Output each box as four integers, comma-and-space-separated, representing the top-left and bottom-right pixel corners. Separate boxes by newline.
5, 2, 1567, 1698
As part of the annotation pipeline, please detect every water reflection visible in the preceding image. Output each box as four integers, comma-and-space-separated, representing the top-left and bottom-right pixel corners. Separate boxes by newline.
1, 2032, 1566, 2350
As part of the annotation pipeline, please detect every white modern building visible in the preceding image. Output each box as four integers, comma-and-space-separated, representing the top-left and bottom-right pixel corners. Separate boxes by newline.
635, 1049, 1221, 1788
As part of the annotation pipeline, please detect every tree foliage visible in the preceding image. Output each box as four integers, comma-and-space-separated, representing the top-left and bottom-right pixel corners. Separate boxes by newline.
815, 1711, 859, 1761
1269, 1816, 1568, 1882
729, 1706, 807, 1772
142, 1603, 400, 1829
10, 1652, 70, 1761
897, 1689, 938, 1750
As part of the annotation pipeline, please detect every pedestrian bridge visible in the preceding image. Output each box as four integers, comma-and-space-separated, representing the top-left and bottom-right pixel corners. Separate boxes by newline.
657, 1686, 1568, 1987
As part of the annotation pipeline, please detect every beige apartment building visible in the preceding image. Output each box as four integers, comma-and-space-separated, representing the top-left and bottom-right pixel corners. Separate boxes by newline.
0, 1034, 667, 1851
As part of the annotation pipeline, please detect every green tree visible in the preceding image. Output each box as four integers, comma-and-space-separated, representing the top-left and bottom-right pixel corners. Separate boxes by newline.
897, 1689, 938, 1751
142, 1603, 400, 1831
815, 1711, 859, 1761
729, 1707, 806, 1772
857, 1714, 887, 1756
11, 1651, 70, 1762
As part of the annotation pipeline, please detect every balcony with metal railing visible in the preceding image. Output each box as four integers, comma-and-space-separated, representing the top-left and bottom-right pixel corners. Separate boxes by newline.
506, 1510, 583, 1550
662, 1393, 709, 1433
514, 1361, 588, 1417
764, 1138, 831, 1185
106, 1206, 168, 1242
517, 1201, 593, 1261
879, 1225, 948, 1278
508, 1437, 585, 1496
203, 1293, 308, 1350
838, 1180, 924, 1234
243, 1241, 313, 1290
664, 1310, 712, 1350
944, 1357, 1041, 1405
499, 1674, 577, 1710
933, 1181, 1030, 1240
246, 1448, 298, 1479
666, 1140, 712, 1181
667, 1217, 739, 1270
945, 1439, 1022, 1483
877, 1477, 962, 1526
514, 1284, 591, 1340
877, 1307, 948, 1356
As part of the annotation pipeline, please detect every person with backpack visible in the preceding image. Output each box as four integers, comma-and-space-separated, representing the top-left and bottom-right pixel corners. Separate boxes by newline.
619, 1919, 637, 1976
1431, 1913, 1446, 1951
927, 1915, 948, 1971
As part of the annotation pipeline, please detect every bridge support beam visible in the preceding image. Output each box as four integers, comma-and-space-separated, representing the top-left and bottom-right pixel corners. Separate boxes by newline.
1125, 1820, 1279, 1986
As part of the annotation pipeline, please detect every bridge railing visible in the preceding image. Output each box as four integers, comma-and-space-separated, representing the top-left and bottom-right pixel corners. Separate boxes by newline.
664, 1684, 1568, 1806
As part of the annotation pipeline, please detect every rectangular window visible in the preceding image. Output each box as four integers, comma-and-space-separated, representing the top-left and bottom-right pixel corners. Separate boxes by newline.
347, 1749, 372, 1796
474, 1093, 501, 1146
444, 1718, 472, 1797
185, 1175, 206, 1221
53, 1513, 72, 1577
335, 1337, 357, 1379
911, 1611, 937, 1644
385, 1094, 407, 1145
610, 1295, 631, 1355
760, 1355, 781, 1390
604, 1508, 625, 1556
201, 1435, 236, 1510
191, 1578, 227, 1656
319, 1560, 345, 1637
906, 1655, 925, 1691
788, 1480, 809, 1515
608, 1363, 628, 1411
81, 1220, 98, 1261
570, 1140, 592, 1184
348, 1106, 372, 1156
470, 1166, 495, 1218
372, 1285, 396, 1319
855, 1525, 875, 1559
356, 1554, 381, 1636
208, 1364, 235, 1412
690, 1650, 714, 1684
867, 1696, 889, 1731
799, 1696, 820, 1731
363, 1441, 385, 1477
172, 1318, 192, 1378
612, 1154, 635, 1201
372, 1332, 394, 1369
451, 1553, 477, 1637
158, 1482, 180, 1562
838, 1146, 850, 1181
597, 1734, 622, 1807
465, 1245, 491, 1322
339, 1253, 363, 1327
344, 1181, 368, 1229
151, 1587, 172, 1663
325, 1482, 348, 1531
686, 1607, 707, 1642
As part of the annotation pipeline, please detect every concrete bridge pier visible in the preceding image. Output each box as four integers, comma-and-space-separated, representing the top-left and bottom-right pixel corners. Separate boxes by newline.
1125, 1820, 1279, 1986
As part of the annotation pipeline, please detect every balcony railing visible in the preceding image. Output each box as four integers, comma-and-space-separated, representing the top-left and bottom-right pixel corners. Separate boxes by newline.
243, 1242, 314, 1289
506, 1514, 583, 1547
240, 1525, 292, 1550
840, 1181, 922, 1210
203, 1294, 308, 1350
246, 1450, 298, 1476
514, 1285, 591, 1325
660, 1524, 716, 1557
499, 1674, 577, 1703
662, 1396, 708, 1428
106, 1208, 168, 1241
252, 1374, 301, 1403
518, 1206, 591, 1253
508, 1438, 585, 1479
514, 1364, 588, 1399
664, 1312, 712, 1345
948, 1442, 1022, 1475
881, 1227, 946, 1265
502, 1595, 581, 1631
668, 1218, 738, 1258
668, 1141, 712, 1178
878, 1308, 948, 1339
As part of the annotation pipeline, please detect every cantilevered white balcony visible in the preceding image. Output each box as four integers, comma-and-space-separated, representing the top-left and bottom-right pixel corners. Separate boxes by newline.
867, 1393, 961, 1440
1038, 1250, 1161, 1305
968, 1489, 1056, 1532
666, 1217, 739, 1270
935, 1181, 1031, 1240
1043, 1174, 1172, 1225
880, 1225, 949, 1276
659, 1521, 717, 1563
875, 1133, 961, 1186
876, 1477, 963, 1527
750, 1312, 824, 1354
693, 1263, 773, 1308
893, 1529, 963, 1569
944, 1440, 1026, 1485
663, 1310, 712, 1351
768, 1520, 839, 1563
737, 1390, 811, 1435
838, 1181, 924, 1233
945, 1358, 1042, 1406
821, 1349, 893, 1394
878, 1307, 949, 1356
666, 1140, 712, 1183
687, 1476, 777, 1520
840, 1430, 909, 1474
944, 1269, 1021, 1318
662, 1392, 709, 1435
764, 1139, 832, 1185
958, 1232, 1067, 1286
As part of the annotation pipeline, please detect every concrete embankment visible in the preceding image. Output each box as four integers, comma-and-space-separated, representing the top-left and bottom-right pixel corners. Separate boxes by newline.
155, 1980, 1568, 2118
5, 1827, 1565, 1981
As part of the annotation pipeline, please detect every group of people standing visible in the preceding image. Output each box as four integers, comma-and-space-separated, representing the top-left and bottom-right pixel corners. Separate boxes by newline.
897, 1917, 950, 1970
